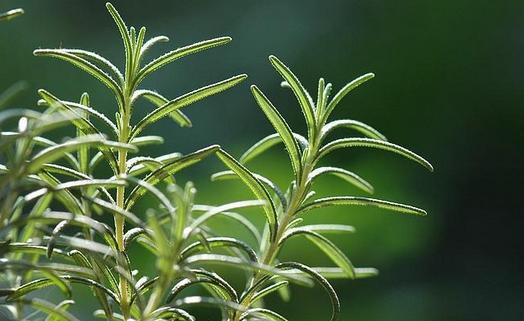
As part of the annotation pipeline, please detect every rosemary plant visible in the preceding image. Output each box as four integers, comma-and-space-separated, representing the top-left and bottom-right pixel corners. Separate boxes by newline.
0, 3, 432, 321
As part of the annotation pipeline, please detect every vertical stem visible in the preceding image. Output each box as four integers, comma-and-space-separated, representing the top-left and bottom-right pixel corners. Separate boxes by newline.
116, 100, 130, 318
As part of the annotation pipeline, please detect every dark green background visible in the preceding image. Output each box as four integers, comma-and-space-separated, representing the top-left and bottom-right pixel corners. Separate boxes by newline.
1, 1, 522, 320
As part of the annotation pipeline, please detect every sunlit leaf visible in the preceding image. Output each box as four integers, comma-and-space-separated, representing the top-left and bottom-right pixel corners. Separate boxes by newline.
318, 137, 433, 172
309, 166, 374, 194
298, 196, 428, 216
215, 149, 278, 240
136, 36, 232, 84
250, 84, 302, 177
269, 55, 316, 139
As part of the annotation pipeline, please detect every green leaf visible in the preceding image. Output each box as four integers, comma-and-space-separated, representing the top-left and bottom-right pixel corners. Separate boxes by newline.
239, 132, 308, 164
269, 55, 316, 138
133, 90, 191, 127
181, 237, 259, 263
250, 85, 302, 177
28, 135, 136, 173
318, 138, 434, 172
321, 119, 387, 141
241, 308, 288, 321
211, 170, 287, 209
281, 229, 355, 279
25, 298, 81, 321
316, 78, 326, 117
105, 3, 133, 81
323, 73, 374, 121
7, 273, 72, 301
277, 262, 340, 321
184, 254, 313, 286
136, 36, 232, 84
59, 49, 124, 83
187, 200, 264, 239
140, 35, 169, 56
44, 300, 76, 321
192, 205, 262, 243
215, 149, 278, 241
298, 196, 428, 216
309, 166, 374, 194
148, 307, 194, 321
125, 145, 219, 209
0, 81, 28, 109
38, 90, 116, 135
129, 135, 164, 146
296, 224, 356, 234
127, 152, 181, 176
33, 50, 123, 102
167, 272, 238, 303
132, 74, 247, 137
53, 179, 126, 191
0, 8, 24, 22
250, 281, 289, 304
44, 98, 119, 135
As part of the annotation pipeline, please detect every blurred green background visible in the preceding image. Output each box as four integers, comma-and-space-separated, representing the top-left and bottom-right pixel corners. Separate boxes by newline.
1, 0, 523, 320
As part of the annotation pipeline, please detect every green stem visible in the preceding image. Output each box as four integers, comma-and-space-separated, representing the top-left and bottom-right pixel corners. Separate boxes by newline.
116, 96, 131, 318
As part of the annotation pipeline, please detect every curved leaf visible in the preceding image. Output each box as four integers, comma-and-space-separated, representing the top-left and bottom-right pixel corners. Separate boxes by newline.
250, 281, 289, 304
133, 90, 191, 127
59, 49, 124, 83
140, 35, 169, 56
185, 254, 312, 286
298, 196, 428, 216
187, 200, 264, 239
136, 36, 232, 84
211, 170, 287, 209
240, 132, 308, 164
309, 166, 374, 194
125, 145, 219, 209
277, 262, 340, 321
281, 229, 355, 279
132, 74, 247, 137
324, 73, 375, 120
318, 138, 434, 172
181, 237, 258, 263
321, 119, 387, 141
24, 298, 81, 321
241, 308, 288, 321
33, 50, 122, 102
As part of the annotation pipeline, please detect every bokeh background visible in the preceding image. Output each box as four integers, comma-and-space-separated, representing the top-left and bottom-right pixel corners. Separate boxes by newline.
1, 0, 523, 320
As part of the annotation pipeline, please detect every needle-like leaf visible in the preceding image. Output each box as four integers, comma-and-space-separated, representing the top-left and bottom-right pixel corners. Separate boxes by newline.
318, 138, 434, 172
132, 74, 247, 137
251, 85, 302, 177
298, 196, 428, 216
136, 37, 232, 84
240, 132, 308, 164
309, 166, 374, 194
323, 73, 375, 121
269, 55, 316, 138
215, 149, 278, 241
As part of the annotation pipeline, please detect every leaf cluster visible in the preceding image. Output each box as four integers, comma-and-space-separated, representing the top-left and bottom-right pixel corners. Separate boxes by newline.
0, 3, 432, 321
